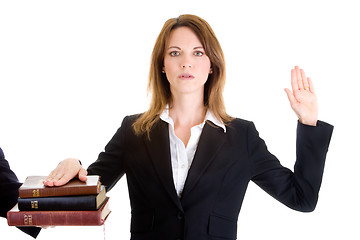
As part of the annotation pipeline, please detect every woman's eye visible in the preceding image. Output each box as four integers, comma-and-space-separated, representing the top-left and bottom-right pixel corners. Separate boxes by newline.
170, 51, 180, 56
194, 51, 204, 56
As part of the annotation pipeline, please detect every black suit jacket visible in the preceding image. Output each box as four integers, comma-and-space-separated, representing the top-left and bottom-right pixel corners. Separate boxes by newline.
87, 115, 333, 240
0, 148, 41, 238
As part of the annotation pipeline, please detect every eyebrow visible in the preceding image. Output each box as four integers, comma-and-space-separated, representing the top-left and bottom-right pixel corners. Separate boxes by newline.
167, 46, 204, 50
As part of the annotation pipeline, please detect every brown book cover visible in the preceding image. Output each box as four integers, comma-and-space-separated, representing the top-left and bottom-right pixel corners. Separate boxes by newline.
19, 175, 101, 198
7, 198, 110, 226
18, 186, 107, 211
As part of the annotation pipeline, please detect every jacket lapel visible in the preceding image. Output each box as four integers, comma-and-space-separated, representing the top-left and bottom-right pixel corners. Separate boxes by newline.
181, 122, 226, 198
143, 120, 183, 211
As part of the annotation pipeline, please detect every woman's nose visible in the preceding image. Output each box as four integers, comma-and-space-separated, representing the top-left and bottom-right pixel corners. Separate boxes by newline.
182, 63, 192, 69
180, 54, 192, 69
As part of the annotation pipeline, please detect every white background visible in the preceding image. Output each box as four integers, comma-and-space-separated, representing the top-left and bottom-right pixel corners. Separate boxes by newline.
1, 0, 359, 239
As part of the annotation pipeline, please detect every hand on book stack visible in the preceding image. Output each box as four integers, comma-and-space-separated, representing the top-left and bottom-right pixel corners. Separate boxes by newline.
7, 175, 111, 226
44, 158, 88, 187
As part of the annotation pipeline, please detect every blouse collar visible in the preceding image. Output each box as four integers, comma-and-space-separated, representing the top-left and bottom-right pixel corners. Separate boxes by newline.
159, 105, 226, 133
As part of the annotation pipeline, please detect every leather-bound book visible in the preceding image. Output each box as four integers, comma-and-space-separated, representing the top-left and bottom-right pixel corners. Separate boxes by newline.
18, 186, 106, 211
7, 198, 110, 226
19, 175, 101, 198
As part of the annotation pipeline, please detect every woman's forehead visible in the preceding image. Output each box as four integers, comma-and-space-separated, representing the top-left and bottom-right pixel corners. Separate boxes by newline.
167, 27, 203, 48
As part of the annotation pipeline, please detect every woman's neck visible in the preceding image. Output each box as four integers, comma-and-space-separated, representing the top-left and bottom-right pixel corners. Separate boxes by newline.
169, 93, 207, 128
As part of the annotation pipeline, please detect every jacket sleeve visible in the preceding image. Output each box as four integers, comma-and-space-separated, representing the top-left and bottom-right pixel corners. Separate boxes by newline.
87, 116, 131, 191
0, 148, 41, 238
249, 121, 334, 212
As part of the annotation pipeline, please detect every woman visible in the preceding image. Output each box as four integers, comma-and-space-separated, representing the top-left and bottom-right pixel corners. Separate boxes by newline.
44, 14, 333, 239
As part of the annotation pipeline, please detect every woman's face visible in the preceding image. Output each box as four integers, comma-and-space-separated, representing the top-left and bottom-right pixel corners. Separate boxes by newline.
163, 27, 212, 98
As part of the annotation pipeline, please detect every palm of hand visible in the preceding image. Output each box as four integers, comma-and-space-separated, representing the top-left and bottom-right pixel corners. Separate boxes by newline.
285, 66, 318, 126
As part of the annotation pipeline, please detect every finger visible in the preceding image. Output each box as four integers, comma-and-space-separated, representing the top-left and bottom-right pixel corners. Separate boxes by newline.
45, 161, 66, 182
295, 66, 304, 90
44, 170, 60, 186
301, 69, 309, 90
44, 169, 65, 186
43, 179, 53, 187
53, 174, 72, 187
291, 68, 299, 92
52, 170, 66, 180
43, 178, 54, 186
51, 172, 66, 185
308, 77, 315, 93
45, 169, 58, 181
284, 88, 298, 107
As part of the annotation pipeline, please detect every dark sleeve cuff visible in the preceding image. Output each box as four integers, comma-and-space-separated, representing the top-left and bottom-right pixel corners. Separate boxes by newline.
297, 120, 334, 152
298, 120, 334, 129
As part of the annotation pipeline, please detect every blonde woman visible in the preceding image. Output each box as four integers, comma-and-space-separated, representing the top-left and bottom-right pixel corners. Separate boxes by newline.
45, 15, 333, 240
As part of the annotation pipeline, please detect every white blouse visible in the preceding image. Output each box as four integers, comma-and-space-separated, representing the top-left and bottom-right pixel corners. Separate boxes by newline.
160, 107, 226, 197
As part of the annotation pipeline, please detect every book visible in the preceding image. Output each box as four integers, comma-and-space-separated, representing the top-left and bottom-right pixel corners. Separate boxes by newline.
18, 186, 106, 211
7, 198, 111, 226
19, 175, 101, 198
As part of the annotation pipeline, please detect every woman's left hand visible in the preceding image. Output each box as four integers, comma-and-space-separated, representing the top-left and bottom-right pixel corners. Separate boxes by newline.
284, 66, 318, 126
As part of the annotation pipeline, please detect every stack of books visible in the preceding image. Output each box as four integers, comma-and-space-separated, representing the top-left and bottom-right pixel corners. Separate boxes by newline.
7, 175, 110, 226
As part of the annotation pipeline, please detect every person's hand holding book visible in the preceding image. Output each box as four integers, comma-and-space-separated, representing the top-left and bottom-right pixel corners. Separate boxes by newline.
44, 158, 87, 187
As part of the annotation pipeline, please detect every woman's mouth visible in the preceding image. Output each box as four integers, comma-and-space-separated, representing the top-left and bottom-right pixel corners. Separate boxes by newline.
178, 73, 194, 80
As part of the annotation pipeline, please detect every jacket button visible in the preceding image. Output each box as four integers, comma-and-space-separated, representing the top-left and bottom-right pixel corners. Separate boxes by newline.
177, 212, 184, 220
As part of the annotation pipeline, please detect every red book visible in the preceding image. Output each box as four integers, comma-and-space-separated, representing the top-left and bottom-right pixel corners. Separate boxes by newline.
7, 198, 110, 226
19, 175, 101, 198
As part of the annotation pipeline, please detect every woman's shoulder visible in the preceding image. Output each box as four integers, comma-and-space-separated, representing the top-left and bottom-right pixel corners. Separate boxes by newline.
228, 117, 254, 128
123, 113, 143, 123
114, 114, 144, 133
222, 117, 255, 136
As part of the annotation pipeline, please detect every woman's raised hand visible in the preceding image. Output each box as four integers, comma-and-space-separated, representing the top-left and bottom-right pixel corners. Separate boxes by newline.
44, 158, 88, 187
284, 66, 318, 126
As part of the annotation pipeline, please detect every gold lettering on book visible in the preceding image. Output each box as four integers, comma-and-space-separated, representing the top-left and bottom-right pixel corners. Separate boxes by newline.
32, 189, 40, 197
31, 201, 38, 209
24, 215, 33, 225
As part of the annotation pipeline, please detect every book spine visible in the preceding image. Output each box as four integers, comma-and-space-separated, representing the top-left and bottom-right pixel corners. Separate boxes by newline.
7, 210, 104, 226
19, 185, 99, 198
18, 195, 97, 211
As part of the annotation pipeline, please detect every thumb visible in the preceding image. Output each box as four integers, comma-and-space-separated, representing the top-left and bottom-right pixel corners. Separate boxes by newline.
284, 88, 297, 107
78, 168, 88, 182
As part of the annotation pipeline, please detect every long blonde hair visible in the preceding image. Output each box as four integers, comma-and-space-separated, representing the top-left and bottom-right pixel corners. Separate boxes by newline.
133, 14, 232, 137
